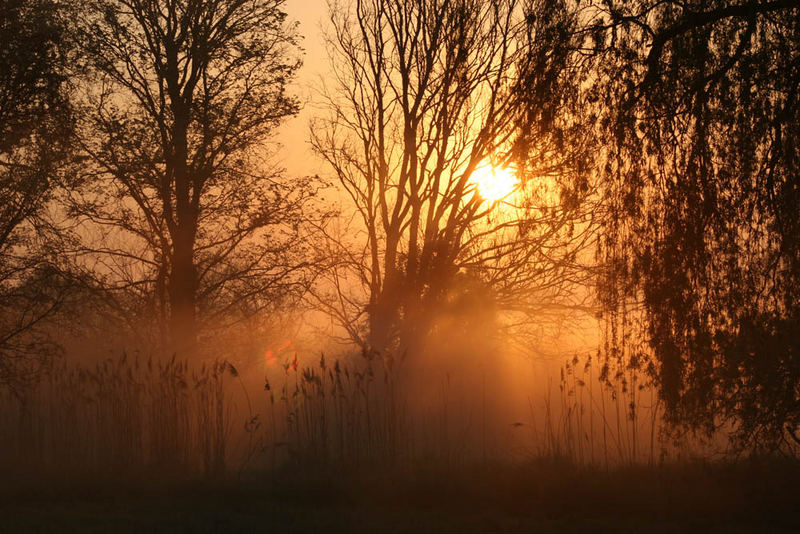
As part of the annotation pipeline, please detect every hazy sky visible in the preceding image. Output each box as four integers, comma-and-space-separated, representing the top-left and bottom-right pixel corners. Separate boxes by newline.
276, 0, 330, 178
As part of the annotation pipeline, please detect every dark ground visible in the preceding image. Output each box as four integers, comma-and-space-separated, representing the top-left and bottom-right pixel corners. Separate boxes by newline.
1, 459, 798, 533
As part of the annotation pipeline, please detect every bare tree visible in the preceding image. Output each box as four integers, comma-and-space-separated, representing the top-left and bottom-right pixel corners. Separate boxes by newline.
0, 0, 74, 389
311, 0, 597, 360
67, 0, 321, 354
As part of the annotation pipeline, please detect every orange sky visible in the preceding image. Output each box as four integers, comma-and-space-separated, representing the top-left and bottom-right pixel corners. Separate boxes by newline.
276, 0, 330, 178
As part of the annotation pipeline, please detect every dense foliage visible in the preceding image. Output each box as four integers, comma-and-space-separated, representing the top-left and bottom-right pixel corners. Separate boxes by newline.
596, 0, 800, 450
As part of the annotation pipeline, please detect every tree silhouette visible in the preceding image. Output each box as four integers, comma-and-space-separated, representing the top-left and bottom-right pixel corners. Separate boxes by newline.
595, 0, 800, 450
67, 0, 320, 354
312, 0, 596, 359
0, 0, 73, 390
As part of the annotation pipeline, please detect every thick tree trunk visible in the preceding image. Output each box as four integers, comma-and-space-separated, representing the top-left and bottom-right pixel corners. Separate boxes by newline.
169, 227, 197, 356
367, 273, 425, 363
368, 291, 396, 356
167, 88, 197, 356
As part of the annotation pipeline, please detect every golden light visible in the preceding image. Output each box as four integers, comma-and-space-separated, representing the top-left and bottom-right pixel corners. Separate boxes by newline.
469, 165, 519, 201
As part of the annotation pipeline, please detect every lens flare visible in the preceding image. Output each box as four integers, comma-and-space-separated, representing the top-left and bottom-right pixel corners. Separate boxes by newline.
469, 166, 518, 201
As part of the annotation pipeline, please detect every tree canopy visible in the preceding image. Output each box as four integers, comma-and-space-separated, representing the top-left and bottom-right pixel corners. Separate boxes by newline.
595, 0, 800, 450
0, 0, 73, 390
67, 0, 320, 354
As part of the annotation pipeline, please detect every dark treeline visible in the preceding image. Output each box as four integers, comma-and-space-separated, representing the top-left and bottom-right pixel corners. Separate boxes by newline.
1, 0, 799, 463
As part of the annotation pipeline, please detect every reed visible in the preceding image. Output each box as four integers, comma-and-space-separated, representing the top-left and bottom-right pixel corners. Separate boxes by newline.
0, 348, 744, 483
0, 353, 231, 479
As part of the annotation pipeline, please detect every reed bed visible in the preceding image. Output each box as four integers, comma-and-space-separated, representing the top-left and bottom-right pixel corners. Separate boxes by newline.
0, 354, 230, 479
248, 350, 725, 473
0, 349, 733, 483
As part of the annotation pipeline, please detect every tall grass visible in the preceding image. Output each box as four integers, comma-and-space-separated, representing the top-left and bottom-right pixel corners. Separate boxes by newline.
526, 352, 670, 466
250, 350, 726, 472
0, 348, 747, 483
0, 354, 230, 479
257, 353, 409, 471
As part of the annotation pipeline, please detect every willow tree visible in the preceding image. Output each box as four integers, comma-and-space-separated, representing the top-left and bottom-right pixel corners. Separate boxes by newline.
312, 0, 596, 359
594, 0, 800, 451
69, 0, 315, 354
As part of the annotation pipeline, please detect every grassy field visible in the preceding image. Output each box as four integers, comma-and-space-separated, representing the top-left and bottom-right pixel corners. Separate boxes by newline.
1, 460, 798, 533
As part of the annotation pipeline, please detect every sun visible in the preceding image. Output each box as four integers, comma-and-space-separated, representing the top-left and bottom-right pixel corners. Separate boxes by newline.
469, 165, 518, 201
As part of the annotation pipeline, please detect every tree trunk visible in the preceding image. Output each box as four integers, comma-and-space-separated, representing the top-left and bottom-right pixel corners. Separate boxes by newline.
169, 227, 197, 356
368, 290, 396, 357
167, 82, 197, 356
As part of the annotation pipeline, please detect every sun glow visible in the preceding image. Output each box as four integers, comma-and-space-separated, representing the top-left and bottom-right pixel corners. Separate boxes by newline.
469, 165, 518, 201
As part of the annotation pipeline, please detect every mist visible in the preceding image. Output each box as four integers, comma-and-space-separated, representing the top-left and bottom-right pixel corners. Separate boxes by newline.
1, 0, 798, 531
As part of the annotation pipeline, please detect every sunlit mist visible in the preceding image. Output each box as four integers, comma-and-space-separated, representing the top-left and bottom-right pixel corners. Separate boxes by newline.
0, 0, 796, 530
470, 165, 519, 201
